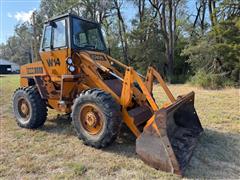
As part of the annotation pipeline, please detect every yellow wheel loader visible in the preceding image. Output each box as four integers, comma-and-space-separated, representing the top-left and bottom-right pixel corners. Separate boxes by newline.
13, 13, 203, 175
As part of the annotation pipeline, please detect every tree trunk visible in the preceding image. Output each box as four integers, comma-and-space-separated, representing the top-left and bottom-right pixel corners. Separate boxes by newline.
114, 0, 129, 65
138, 0, 146, 42
149, 0, 179, 82
168, 0, 174, 81
208, 0, 217, 27
200, 0, 206, 34
138, 0, 145, 23
117, 18, 127, 63
193, 2, 202, 30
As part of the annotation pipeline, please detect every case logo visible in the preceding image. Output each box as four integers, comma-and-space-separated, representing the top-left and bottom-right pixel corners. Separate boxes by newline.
27, 67, 43, 74
90, 54, 105, 61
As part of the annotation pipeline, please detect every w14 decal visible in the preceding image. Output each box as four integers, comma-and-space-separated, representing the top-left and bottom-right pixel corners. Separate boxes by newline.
47, 58, 61, 66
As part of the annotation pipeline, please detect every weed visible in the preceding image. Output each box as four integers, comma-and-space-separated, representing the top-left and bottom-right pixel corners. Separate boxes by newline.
68, 163, 87, 176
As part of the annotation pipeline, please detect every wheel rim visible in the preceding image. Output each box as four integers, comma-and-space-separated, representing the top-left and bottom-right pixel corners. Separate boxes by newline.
79, 103, 104, 135
17, 97, 30, 122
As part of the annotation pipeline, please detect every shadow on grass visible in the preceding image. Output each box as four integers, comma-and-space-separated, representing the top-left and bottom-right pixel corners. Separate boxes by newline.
39, 115, 240, 178
40, 115, 137, 157
39, 114, 76, 136
106, 128, 240, 179
105, 124, 137, 158
184, 129, 240, 179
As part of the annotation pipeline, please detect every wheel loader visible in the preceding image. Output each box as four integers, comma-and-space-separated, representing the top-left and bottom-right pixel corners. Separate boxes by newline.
13, 13, 203, 176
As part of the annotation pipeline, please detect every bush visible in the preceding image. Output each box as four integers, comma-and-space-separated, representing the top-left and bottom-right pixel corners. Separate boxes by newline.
182, 18, 240, 88
190, 70, 235, 89
171, 74, 189, 84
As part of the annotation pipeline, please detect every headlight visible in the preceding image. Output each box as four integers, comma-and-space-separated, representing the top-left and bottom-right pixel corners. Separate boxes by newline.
66, 58, 73, 65
68, 65, 76, 72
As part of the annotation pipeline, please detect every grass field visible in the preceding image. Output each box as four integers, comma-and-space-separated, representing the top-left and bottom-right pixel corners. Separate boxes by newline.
0, 75, 239, 179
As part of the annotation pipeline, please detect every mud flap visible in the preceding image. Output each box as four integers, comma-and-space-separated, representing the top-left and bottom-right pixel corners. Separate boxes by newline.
136, 92, 203, 175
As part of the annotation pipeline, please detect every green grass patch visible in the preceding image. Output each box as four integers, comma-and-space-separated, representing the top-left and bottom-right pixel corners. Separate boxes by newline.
68, 162, 87, 176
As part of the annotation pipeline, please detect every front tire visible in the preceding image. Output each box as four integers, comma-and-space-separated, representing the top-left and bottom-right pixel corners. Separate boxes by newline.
71, 89, 122, 148
12, 86, 48, 128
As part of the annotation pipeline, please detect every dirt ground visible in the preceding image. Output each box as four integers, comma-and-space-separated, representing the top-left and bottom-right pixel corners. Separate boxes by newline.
0, 75, 239, 179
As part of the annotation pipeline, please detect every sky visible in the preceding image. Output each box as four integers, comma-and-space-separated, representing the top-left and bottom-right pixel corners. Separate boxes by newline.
0, 0, 137, 44
0, 0, 195, 44
0, 0, 40, 44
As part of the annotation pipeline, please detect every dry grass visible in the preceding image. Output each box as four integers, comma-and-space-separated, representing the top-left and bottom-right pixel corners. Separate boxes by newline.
0, 75, 239, 179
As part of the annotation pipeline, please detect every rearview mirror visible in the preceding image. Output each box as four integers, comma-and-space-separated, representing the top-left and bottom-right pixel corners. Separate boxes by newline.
49, 21, 57, 28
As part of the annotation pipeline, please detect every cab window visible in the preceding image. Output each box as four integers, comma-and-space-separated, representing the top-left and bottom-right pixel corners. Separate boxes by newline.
53, 19, 66, 48
42, 26, 51, 49
72, 18, 106, 51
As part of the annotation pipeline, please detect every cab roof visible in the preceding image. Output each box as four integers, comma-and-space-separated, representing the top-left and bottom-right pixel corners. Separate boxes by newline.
44, 12, 98, 25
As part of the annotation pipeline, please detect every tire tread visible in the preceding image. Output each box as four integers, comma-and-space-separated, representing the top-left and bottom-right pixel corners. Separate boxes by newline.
71, 88, 121, 148
13, 86, 48, 128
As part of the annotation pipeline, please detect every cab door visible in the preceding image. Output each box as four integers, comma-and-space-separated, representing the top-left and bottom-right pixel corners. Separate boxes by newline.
40, 18, 70, 82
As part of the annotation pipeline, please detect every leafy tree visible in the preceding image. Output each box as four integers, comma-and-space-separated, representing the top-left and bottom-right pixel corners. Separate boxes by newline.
183, 17, 240, 87
0, 0, 239, 89
0, 23, 32, 65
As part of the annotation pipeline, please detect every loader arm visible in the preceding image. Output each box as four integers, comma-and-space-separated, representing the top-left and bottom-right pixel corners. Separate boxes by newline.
145, 67, 176, 103
78, 52, 121, 103
104, 63, 204, 176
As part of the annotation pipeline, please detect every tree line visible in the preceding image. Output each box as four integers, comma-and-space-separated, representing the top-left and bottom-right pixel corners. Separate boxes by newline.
0, 0, 239, 88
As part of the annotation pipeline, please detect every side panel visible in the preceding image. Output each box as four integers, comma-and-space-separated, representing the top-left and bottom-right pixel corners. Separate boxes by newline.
20, 61, 47, 77
40, 48, 71, 82
20, 61, 47, 87
34, 76, 60, 100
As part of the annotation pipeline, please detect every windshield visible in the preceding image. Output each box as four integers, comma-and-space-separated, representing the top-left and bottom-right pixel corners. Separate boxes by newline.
72, 18, 106, 51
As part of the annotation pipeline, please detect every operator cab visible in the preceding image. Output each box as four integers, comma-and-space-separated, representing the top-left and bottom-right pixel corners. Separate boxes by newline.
39, 13, 109, 77
41, 13, 107, 53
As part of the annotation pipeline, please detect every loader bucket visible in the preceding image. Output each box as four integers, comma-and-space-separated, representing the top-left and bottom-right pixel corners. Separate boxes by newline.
136, 91, 203, 175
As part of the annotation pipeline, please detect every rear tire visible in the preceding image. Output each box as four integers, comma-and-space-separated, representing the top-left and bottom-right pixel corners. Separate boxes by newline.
71, 89, 122, 148
12, 86, 48, 128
